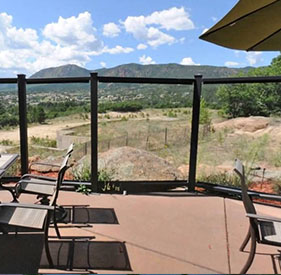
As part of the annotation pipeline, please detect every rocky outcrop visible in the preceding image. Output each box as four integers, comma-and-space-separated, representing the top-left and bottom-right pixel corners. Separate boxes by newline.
214, 116, 270, 133
98, 146, 184, 181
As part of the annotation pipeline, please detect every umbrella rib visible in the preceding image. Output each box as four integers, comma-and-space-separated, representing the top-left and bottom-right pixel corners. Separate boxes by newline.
201, 0, 281, 38
247, 27, 281, 51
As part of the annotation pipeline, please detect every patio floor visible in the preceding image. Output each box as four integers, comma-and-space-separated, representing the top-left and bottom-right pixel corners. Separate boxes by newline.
1, 189, 281, 274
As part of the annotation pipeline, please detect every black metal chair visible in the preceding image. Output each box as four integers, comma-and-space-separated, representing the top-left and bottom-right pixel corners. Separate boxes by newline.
14, 143, 74, 201
234, 158, 281, 274
13, 153, 71, 238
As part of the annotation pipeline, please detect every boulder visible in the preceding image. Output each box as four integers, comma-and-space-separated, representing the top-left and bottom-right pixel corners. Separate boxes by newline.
98, 146, 184, 181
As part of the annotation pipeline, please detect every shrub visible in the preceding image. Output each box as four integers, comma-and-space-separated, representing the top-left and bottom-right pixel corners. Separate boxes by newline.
73, 162, 117, 192
198, 171, 241, 187
0, 139, 14, 146
30, 136, 57, 148
167, 110, 177, 118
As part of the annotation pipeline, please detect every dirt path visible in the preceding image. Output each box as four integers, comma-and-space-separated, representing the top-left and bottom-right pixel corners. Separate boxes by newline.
0, 120, 89, 142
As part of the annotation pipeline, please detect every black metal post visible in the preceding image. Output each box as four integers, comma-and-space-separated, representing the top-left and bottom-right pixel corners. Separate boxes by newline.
188, 75, 202, 192
17, 74, 28, 175
90, 73, 98, 192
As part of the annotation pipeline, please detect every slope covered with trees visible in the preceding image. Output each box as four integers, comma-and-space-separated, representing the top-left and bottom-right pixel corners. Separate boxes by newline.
217, 55, 281, 118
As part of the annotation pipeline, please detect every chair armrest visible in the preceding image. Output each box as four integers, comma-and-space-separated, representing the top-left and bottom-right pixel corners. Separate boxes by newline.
246, 213, 281, 223
0, 203, 55, 211
18, 179, 57, 186
21, 174, 56, 181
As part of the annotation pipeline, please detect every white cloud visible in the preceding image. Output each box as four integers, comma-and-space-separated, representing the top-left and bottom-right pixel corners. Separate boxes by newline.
146, 27, 175, 47
139, 55, 156, 65
246, 52, 262, 66
103, 22, 121, 37
103, 45, 134, 54
100, 61, 106, 68
225, 61, 240, 67
43, 12, 102, 51
137, 43, 147, 50
179, 37, 185, 44
145, 7, 194, 31
0, 12, 39, 50
211, 17, 217, 22
123, 7, 193, 48
0, 12, 135, 76
180, 57, 200, 66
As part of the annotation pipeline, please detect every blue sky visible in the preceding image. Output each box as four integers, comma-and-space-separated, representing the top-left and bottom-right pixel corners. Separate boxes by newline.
0, 0, 279, 77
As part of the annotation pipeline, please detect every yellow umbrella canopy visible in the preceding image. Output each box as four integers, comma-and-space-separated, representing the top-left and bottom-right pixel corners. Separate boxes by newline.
199, 0, 281, 51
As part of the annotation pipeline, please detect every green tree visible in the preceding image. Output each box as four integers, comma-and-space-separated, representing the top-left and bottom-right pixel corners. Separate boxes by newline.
36, 106, 46, 124
217, 54, 281, 118
200, 98, 212, 125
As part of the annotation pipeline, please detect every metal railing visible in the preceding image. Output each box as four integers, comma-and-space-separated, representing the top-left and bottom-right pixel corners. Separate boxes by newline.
2, 73, 281, 198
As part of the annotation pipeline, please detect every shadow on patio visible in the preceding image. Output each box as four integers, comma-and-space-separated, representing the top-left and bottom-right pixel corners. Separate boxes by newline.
2, 189, 280, 274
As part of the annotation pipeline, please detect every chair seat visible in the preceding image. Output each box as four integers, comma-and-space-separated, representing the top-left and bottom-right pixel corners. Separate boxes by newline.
259, 220, 281, 244
19, 179, 56, 196
0, 206, 47, 229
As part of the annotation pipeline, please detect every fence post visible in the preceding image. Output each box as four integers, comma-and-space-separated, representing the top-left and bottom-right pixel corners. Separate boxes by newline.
146, 136, 149, 150
126, 133, 129, 146
164, 128, 168, 146
17, 74, 28, 175
188, 74, 202, 192
90, 73, 98, 192
84, 142, 87, 155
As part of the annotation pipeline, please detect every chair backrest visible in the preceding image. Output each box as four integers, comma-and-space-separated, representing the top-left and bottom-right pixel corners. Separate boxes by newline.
233, 159, 257, 215
65, 143, 74, 156
49, 153, 71, 206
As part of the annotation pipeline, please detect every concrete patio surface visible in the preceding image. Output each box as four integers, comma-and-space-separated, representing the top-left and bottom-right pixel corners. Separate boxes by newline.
1, 189, 281, 274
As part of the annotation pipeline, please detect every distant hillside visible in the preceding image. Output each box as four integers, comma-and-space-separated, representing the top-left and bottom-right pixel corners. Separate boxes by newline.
30, 63, 249, 79
2, 63, 252, 108
30, 64, 91, 78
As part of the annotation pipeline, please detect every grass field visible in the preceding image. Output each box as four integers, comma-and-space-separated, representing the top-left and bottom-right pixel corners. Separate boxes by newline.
2, 107, 281, 187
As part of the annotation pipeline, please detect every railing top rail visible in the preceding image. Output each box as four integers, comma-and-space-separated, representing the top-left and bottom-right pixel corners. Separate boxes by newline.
203, 75, 281, 84
1, 75, 281, 85
27, 77, 90, 84
97, 76, 195, 85
0, 78, 17, 84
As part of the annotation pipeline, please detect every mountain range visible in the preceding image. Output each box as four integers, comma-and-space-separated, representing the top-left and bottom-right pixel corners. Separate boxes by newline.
0, 63, 251, 107
29, 63, 251, 106
30, 63, 250, 79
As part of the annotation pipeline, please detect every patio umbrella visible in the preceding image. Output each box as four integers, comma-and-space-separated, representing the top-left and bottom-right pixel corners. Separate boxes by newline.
199, 0, 281, 51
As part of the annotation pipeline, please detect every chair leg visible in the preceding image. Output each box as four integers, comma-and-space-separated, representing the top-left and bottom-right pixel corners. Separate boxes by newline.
240, 230, 257, 274
44, 215, 54, 268
53, 213, 61, 239
240, 226, 251, 252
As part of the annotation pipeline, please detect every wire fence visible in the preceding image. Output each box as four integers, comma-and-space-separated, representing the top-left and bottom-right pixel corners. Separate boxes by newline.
74, 126, 191, 158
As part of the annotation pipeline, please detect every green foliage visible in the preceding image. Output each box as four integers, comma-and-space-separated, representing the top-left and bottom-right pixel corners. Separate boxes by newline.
0, 139, 14, 146
28, 105, 46, 124
72, 162, 117, 192
198, 171, 241, 187
0, 102, 18, 128
167, 110, 177, 118
30, 136, 57, 148
199, 99, 212, 125
217, 54, 281, 118
76, 184, 92, 195
121, 116, 128, 121
99, 101, 143, 113
72, 163, 91, 181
